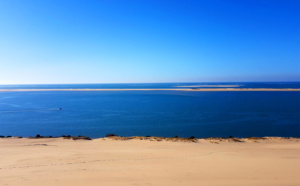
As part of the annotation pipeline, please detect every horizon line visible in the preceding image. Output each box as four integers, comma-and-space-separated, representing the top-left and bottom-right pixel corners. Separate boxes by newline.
0, 81, 300, 85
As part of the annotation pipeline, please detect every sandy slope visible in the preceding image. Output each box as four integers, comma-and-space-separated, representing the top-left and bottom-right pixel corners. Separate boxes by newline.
0, 137, 299, 186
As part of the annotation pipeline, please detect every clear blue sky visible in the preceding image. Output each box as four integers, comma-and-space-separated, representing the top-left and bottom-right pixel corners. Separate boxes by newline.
0, 0, 299, 84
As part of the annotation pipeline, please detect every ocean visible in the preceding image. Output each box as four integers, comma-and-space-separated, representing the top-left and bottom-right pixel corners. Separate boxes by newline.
0, 82, 299, 138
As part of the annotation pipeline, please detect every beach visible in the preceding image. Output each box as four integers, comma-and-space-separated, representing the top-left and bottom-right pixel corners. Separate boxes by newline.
1, 137, 299, 186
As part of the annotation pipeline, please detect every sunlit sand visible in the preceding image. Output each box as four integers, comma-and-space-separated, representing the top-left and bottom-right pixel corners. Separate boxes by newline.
175, 85, 240, 87
1, 137, 299, 186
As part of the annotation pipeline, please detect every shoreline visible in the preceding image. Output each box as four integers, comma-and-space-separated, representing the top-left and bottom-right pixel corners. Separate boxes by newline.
1, 135, 299, 141
1, 88, 300, 92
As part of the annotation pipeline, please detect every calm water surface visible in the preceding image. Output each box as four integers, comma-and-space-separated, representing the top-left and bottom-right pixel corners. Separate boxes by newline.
0, 83, 299, 138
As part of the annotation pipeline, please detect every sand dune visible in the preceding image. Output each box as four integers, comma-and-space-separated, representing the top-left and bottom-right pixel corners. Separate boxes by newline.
0, 137, 299, 186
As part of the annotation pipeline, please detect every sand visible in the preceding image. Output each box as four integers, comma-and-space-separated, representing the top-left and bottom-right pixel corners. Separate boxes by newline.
0, 137, 299, 186
0, 88, 300, 91
175, 85, 241, 87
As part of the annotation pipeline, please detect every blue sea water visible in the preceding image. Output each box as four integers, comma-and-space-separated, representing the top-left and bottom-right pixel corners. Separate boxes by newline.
0, 82, 299, 138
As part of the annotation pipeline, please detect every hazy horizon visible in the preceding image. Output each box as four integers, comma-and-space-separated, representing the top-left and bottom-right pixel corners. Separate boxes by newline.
1, 81, 300, 86
1, 0, 299, 84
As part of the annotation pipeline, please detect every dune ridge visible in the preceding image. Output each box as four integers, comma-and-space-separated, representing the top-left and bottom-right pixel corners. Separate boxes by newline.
1, 137, 299, 186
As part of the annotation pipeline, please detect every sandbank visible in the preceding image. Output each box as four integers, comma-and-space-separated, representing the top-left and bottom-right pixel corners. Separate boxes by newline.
1, 137, 299, 186
175, 85, 240, 87
0, 88, 300, 92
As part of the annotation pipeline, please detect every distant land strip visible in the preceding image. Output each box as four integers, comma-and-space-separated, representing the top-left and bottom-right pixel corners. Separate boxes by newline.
175, 85, 240, 87
0, 88, 300, 92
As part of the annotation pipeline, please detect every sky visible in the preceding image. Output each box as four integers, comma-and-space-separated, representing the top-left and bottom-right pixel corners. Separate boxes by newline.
0, 0, 299, 84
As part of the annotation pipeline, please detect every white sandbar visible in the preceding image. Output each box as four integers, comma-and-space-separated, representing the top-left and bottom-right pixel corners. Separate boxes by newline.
0, 88, 300, 92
